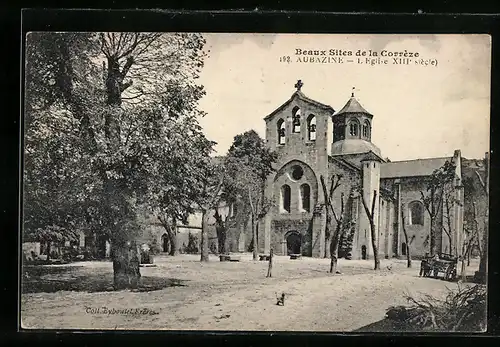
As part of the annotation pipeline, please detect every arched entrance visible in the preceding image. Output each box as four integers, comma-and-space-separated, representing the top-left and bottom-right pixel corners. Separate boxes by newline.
161, 233, 169, 253
285, 231, 302, 255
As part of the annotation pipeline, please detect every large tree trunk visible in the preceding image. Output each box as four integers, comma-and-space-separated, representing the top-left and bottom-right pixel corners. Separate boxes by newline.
112, 240, 141, 290
200, 210, 210, 262
168, 230, 178, 256
104, 53, 140, 289
214, 211, 227, 255
159, 217, 179, 256
106, 183, 140, 289
217, 228, 226, 255
252, 215, 258, 261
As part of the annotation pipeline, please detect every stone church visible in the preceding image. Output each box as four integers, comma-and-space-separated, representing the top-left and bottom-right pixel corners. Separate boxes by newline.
257, 81, 464, 260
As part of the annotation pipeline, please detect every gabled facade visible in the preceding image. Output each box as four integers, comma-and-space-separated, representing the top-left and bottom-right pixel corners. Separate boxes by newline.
260, 82, 465, 259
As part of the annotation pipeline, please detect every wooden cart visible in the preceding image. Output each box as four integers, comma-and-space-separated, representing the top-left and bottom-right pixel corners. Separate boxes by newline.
420, 253, 457, 281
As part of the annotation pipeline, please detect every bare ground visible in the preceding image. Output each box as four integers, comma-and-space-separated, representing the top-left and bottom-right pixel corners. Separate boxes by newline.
20, 254, 480, 331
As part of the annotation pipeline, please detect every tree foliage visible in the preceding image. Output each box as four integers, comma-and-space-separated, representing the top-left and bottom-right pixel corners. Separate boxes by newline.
224, 130, 278, 260
24, 32, 212, 285
420, 160, 456, 256
320, 174, 353, 273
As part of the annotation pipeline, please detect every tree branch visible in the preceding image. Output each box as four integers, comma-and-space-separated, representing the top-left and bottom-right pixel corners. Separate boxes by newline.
420, 190, 432, 216
320, 175, 339, 223
475, 170, 487, 195
120, 56, 134, 79
120, 80, 133, 93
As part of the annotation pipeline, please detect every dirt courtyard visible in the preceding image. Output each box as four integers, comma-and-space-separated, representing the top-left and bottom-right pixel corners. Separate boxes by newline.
21, 254, 479, 331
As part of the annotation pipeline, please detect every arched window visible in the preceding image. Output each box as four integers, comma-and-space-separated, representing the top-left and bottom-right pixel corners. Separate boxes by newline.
362, 120, 370, 139
292, 106, 301, 133
281, 185, 291, 213
307, 114, 316, 141
277, 119, 286, 145
300, 184, 311, 212
349, 120, 359, 137
408, 201, 424, 226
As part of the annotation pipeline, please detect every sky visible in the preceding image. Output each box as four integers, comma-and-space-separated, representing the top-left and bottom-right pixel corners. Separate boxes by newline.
197, 34, 491, 161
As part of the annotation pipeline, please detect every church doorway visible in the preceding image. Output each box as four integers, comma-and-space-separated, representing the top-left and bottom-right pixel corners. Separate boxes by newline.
285, 231, 302, 255
161, 233, 170, 253
361, 245, 367, 260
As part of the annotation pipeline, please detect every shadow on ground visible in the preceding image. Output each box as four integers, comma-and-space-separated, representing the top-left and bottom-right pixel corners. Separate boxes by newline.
354, 318, 406, 332
22, 265, 187, 293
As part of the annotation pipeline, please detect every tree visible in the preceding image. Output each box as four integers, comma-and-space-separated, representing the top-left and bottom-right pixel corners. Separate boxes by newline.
149, 118, 216, 257
24, 32, 209, 289
462, 156, 489, 283
460, 208, 478, 281
224, 130, 278, 260
196, 160, 225, 262
400, 203, 415, 268
214, 207, 239, 255
420, 160, 456, 256
320, 174, 350, 274
474, 154, 489, 283
441, 181, 463, 256
23, 33, 102, 259
360, 189, 381, 270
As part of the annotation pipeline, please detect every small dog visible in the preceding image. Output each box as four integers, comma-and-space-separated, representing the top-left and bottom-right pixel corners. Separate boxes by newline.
276, 292, 285, 306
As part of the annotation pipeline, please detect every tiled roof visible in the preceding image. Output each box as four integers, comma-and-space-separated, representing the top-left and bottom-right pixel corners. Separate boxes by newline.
329, 156, 361, 172
331, 139, 382, 157
264, 91, 335, 120
380, 157, 451, 179
334, 97, 373, 116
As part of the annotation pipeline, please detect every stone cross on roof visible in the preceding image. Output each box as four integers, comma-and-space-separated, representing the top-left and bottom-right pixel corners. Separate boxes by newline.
351, 86, 355, 97
294, 79, 303, 91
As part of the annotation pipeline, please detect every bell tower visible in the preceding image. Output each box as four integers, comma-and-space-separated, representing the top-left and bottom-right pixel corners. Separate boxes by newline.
331, 88, 381, 156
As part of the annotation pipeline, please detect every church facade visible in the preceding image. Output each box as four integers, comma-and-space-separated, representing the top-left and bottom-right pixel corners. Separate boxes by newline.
258, 82, 464, 260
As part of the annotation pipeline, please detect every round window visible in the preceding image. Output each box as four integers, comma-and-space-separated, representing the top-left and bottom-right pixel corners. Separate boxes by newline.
291, 165, 304, 180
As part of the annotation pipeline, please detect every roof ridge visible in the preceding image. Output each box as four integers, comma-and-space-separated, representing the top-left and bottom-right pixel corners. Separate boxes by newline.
329, 155, 361, 171
264, 91, 335, 120
335, 96, 373, 116
382, 156, 452, 164
297, 91, 335, 111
